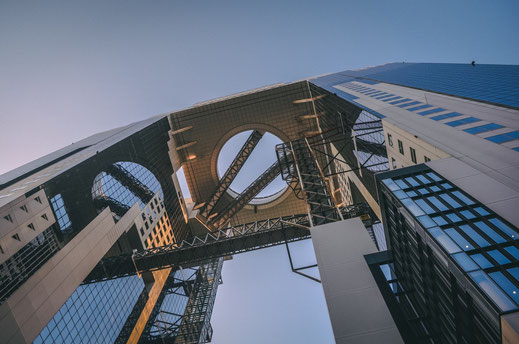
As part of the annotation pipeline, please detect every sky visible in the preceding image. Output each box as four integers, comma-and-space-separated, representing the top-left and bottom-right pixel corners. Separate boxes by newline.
1, 1, 518, 343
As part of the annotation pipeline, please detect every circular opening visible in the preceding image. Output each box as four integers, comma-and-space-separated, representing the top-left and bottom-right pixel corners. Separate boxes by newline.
92, 161, 163, 214
217, 130, 287, 205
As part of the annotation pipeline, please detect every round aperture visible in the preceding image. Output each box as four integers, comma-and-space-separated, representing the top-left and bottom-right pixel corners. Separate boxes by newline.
217, 130, 287, 205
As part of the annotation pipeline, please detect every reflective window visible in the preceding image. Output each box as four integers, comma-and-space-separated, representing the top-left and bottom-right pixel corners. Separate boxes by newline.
489, 218, 518, 239
508, 268, 519, 282
460, 210, 476, 220
446, 213, 462, 223
418, 108, 445, 116
432, 215, 448, 226
464, 123, 504, 134
452, 252, 479, 271
445, 228, 474, 251
505, 246, 519, 260
473, 222, 506, 244
398, 101, 421, 108
452, 191, 475, 205
390, 98, 411, 105
431, 112, 463, 121
427, 196, 448, 211
488, 272, 519, 304
415, 199, 435, 214
427, 227, 461, 254
418, 215, 436, 228
469, 270, 517, 311
459, 224, 490, 247
446, 117, 481, 127
407, 104, 432, 112
474, 207, 490, 216
401, 198, 425, 216
488, 250, 511, 264
486, 130, 519, 144
439, 194, 461, 208
50, 194, 72, 232
471, 254, 493, 269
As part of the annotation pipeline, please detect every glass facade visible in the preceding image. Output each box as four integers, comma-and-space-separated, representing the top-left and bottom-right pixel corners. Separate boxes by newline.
34, 276, 145, 344
312, 63, 519, 109
378, 166, 519, 343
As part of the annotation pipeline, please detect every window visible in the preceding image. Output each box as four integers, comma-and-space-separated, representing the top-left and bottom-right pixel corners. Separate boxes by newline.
398, 140, 404, 155
410, 147, 417, 163
387, 133, 393, 147
424, 156, 431, 162
391, 158, 397, 169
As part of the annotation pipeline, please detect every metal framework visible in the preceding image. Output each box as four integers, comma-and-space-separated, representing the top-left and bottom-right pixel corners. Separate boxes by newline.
207, 156, 285, 230
139, 259, 223, 344
93, 195, 131, 219
105, 163, 156, 204
197, 130, 264, 221
277, 139, 343, 226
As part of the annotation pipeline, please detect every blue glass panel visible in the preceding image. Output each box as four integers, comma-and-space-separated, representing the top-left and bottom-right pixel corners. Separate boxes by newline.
489, 218, 518, 239
427, 196, 448, 211
446, 213, 462, 223
426, 172, 442, 182
460, 210, 476, 220
418, 215, 436, 228
406, 190, 418, 197
430, 185, 440, 192
505, 246, 519, 260
459, 224, 490, 247
431, 112, 463, 121
486, 130, 519, 144
432, 216, 448, 226
441, 182, 453, 189
401, 198, 425, 216
473, 221, 506, 244
451, 191, 475, 205
452, 252, 479, 271
417, 188, 429, 195
382, 96, 402, 102
471, 253, 493, 269
415, 199, 435, 214
469, 270, 517, 311
446, 117, 481, 127
418, 108, 445, 116
474, 207, 490, 216
407, 104, 433, 112
398, 101, 421, 108
439, 194, 461, 208
415, 175, 431, 184
445, 228, 474, 251
463, 123, 504, 134
394, 179, 409, 189
488, 272, 519, 304
376, 94, 394, 99
513, 147, 519, 152
390, 98, 411, 105
405, 177, 420, 187
393, 190, 407, 200
508, 267, 519, 282
382, 178, 400, 191
488, 250, 511, 264
427, 227, 461, 254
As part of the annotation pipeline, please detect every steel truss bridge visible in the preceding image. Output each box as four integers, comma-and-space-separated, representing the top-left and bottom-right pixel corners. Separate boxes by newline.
85, 94, 387, 343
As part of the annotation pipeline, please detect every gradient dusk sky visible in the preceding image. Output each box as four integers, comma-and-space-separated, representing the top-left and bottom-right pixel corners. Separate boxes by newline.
1, 1, 518, 343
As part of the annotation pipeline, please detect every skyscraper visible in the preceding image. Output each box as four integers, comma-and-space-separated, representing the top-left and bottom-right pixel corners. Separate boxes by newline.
0, 63, 518, 343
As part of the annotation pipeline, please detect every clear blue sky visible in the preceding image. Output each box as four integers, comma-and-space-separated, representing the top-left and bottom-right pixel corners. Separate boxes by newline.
1, 1, 518, 343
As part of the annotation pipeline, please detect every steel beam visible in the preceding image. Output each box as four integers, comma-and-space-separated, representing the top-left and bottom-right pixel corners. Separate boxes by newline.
198, 130, 264, 220
83, 204, 368, 284
207, 156, 284, 230
105, 163, 155, 205
93, 195, 131, 219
